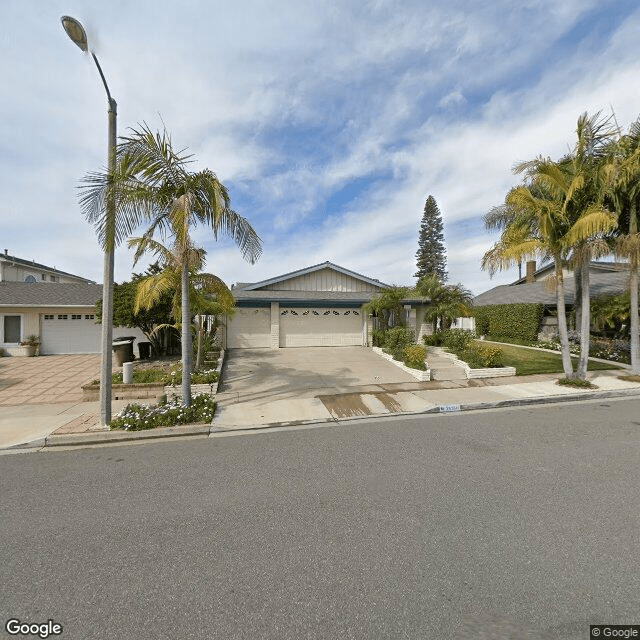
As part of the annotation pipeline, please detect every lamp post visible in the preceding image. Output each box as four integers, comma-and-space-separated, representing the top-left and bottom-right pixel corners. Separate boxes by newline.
61, 16, 116, 427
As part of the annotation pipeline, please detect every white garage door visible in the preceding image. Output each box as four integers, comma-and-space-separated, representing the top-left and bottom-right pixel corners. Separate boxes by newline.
279, 307, 363, 347
41, 314, 102, 354
226, 308, 271, 348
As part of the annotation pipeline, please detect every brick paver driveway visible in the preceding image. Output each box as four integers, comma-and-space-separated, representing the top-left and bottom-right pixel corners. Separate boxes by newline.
0, 355, 101, 406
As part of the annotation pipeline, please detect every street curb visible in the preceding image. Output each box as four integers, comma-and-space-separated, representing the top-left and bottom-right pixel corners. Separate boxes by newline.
44, 423, 211, 447
4, 437, 47, 450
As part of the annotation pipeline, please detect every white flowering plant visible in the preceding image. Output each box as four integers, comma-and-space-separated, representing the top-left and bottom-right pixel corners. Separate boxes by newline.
109, 393, 216, 431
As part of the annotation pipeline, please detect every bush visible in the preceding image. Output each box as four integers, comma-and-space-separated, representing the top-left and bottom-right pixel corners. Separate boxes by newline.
423, 332, 443, 346
403, 344, 427, 371
110, 393, 216, 430
474, 304, 543, 343
170, 368, 219, 385
462, 343, 504, 368
384, 326, 414, 350
441, 329, 475, 353
371, 328, 388, 347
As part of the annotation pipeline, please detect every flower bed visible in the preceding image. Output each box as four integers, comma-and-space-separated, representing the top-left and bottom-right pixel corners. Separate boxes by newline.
110, 393, 216, 431
436, 349, 516, 379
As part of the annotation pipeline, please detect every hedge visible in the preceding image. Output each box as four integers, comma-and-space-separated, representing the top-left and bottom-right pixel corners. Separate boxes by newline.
473, 303, 544, 343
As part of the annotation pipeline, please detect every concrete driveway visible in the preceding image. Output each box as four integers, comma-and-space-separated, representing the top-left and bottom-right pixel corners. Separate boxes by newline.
215, 347, 424, 428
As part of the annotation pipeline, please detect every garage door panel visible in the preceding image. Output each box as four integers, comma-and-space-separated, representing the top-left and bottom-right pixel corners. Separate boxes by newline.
227, 308, 270, 348
41, 317, 102, 354
279, 308, 362, 347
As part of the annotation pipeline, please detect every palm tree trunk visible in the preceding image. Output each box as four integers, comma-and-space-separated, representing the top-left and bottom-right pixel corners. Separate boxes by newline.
577, 257, 591, 379
555, 259, 574, 377
630, 202, 640, 375
195, 315, 203, 370
181, 261, 192, 406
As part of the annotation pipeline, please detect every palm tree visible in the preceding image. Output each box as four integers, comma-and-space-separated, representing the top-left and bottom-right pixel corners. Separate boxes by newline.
130, 236, 235, 371
606, 118, 640, 374
80, 124, 261, 405
490, 113, 617, 379
483, 182, 576, 376
413, 274, 473, 332
364, 286, 410, 330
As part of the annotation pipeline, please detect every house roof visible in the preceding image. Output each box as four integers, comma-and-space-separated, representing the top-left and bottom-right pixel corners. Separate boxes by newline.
0, 282, 103, 307
235, 261, 390, 291
511, 260, 629, 285
474, 270, 630, 307
0, 252, 95, 282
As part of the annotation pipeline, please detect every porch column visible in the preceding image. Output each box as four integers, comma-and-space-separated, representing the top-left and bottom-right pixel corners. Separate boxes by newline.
270, 302, 280, 349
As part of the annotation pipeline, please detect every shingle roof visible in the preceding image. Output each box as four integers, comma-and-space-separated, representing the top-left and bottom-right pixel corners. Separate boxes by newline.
0, 282, 103, 307
474, 271, 630, 307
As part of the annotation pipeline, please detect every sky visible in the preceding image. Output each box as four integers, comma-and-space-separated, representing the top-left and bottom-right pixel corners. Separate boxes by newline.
2, 1, 639, 295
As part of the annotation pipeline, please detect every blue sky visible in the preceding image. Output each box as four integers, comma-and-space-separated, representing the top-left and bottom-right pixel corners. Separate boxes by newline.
2, 0, 639, 294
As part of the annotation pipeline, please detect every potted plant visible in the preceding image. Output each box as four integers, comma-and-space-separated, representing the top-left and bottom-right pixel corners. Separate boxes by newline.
20, 335, 40, 357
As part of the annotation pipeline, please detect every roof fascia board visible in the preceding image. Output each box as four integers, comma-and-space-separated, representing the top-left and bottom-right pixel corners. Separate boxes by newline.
241, 261, 390, 291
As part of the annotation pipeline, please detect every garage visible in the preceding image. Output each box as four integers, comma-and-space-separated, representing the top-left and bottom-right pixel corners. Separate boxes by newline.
226, 307, 271, 348
279, 307, 363, 347
40, 313, 102, 354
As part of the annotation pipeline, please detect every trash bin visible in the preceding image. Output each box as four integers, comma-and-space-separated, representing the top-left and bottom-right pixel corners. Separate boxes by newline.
112, 336, 136, 366
138, 341, 151, 360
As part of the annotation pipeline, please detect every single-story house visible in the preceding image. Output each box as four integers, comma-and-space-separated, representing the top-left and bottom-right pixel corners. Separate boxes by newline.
224, 261, 430, 348
474, 260, 632, 335
0, 282, 145, 356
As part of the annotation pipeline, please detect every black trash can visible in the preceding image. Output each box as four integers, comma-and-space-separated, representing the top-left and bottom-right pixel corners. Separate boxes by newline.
138, 341, 151, 360
113, 336, 136, 366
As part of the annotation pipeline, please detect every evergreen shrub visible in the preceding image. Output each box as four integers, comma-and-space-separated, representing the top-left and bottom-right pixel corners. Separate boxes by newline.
473, 304, 543, 343
403, 345, 427, 370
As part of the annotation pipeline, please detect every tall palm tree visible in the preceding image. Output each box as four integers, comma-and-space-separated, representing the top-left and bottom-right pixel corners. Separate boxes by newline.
493, 113, 617, 379
606, 118, 640, 374
80, 124, 261, 405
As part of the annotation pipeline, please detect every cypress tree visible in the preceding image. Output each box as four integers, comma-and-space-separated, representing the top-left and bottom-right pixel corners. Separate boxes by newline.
415, 195, 447, 281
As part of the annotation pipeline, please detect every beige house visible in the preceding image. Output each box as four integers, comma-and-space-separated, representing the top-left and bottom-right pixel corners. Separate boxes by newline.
0, 250, 95, 284
0, 282, 145, 356
225, 261, 428, 348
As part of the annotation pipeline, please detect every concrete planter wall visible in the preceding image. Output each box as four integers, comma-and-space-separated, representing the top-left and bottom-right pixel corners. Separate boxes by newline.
372, 347, 431, 382
82, 382, 166, 402
437, 349, 516, 379
164, 349, 226, 400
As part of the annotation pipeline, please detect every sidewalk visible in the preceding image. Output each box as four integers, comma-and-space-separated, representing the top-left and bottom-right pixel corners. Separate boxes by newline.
3, 368, 640, 451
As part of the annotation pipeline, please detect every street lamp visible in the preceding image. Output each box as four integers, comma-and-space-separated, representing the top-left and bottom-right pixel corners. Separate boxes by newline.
61, 16, 117, 427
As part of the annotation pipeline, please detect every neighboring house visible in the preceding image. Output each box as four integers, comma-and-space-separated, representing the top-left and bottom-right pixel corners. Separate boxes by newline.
225, 261, 428, 348
474, 260, 631, 336
0, 250, 95, 284
0, 282, 145, 356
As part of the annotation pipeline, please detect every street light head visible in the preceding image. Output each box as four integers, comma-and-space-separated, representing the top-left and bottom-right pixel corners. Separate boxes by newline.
61, 16, 89, 52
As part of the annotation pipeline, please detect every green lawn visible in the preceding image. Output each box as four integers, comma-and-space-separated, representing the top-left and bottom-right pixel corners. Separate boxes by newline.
493, 343, 622, 376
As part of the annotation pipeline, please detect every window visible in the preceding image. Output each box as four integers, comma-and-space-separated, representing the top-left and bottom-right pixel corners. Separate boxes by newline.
85, 314, 94, 320
24, 275, 37, 283
57, 314, 68, 320
42, 274, 47, 281
3, 316, 21, 343
71, 314, 82, 320
44, 314, 54, 320
50, 275, 56, 282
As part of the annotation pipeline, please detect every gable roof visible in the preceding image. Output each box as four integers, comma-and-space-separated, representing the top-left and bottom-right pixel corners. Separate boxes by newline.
0, 282, 103, 307
0, 252, 95, 283
511, 260, 628, 285
236, 261, 389, 291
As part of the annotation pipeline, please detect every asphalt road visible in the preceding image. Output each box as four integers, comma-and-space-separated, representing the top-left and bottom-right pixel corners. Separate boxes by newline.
2, 399, 640, 640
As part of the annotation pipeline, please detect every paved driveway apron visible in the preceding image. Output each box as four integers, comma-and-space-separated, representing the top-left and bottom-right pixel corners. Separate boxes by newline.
215, 347, 428, 427
0, 354, 101, 406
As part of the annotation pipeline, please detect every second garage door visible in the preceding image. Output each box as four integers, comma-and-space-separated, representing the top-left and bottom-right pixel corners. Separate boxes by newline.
226, 308, 271, 348
279, 307, 363, 347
